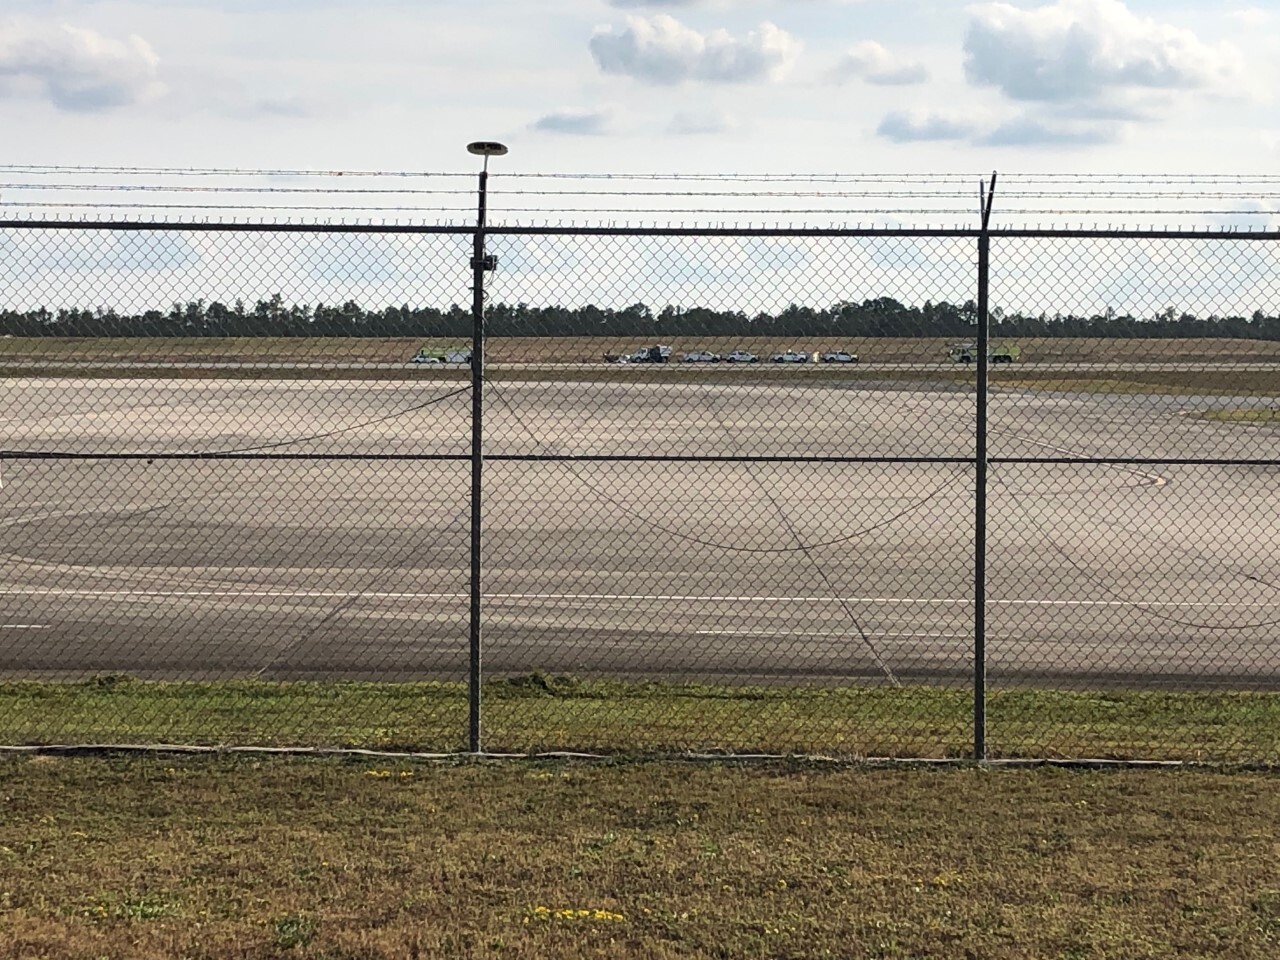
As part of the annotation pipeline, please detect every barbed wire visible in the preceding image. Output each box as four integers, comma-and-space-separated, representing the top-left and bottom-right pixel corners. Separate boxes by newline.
5, 182, 1280, 201
0, 164, 475, 179
1, 165, 1276, 228
8, 164, 1280, 185
0, 183, 478, 196
1, 201, 482, 213
2, 201, 1275, 216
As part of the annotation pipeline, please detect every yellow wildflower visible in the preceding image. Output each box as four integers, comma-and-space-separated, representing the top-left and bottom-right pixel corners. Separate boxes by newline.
525, 905, 624, 924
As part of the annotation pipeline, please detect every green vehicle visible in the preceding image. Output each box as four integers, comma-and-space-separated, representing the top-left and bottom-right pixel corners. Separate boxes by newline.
946, 341, 1020, 364
411, 346, 471, 364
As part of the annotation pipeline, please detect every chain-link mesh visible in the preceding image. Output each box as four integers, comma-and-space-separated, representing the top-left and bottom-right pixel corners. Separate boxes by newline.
987, 236, 1280, 762
2, 221, 1277, 760
481, 233, 976, 755
1, 228, 474, 749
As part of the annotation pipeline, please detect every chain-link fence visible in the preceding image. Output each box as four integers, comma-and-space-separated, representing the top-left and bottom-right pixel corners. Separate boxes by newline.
1, 218, 1278, 761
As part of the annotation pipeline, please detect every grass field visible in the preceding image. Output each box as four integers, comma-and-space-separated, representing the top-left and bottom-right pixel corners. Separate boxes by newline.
3, 677, 1279, 763
1, 756, 1278, 958
998, 372, 1280, 396
3, 335, 1280, 365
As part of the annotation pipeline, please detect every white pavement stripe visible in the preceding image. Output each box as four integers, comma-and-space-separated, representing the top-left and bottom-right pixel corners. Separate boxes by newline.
0, 588, 1275, 609
0, 624, 51, 629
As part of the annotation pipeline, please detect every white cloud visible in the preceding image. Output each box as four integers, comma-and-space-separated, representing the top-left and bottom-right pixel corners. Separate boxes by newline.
0, 16, 162, 111
876, 110, 975, 143
668, 109, 738, 134
532, 108, 613, 135
964, 0, 1242, 104
1226, 8, 1271, 27
1209, 199, 1280, 232
247, 95, 317, 119
608, 0, 878, 5
589, 14, 801, 85
829, 41, 927, 86
605, 0, 782, 5
875, 107, 1118, 148
977, 116, 1119, 146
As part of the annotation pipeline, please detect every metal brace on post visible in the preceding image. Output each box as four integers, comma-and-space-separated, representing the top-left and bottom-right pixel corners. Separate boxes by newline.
466, 140, 506, 754
974, 170, 997, 762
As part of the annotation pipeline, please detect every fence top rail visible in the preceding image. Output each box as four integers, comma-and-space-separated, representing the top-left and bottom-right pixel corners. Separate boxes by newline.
1, 218, 1279, 241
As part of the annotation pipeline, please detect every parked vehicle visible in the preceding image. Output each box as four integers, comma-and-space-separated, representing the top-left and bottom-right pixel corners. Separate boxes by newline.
723, 350, 759, 363
605, 344, 672, 364
820, 351, 858, 364
946, 341, 1020, 364
770, 350, 811, 363
681, 350, 720, 363
411, 347, 471, 364
629, 345, 671, 363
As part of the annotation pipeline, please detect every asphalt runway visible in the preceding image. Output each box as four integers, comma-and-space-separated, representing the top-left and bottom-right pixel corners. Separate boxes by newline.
1, 375, 1277, 688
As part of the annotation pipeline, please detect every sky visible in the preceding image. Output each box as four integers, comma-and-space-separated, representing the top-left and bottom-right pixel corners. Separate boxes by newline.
1, 0, 1278, 316
1, 0, 1277, 176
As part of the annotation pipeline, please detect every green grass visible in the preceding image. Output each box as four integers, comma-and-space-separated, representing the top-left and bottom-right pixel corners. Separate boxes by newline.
995, 371, 1280, 396
2, 676, 1278, 763
10, 365, 1274, 393
0, 336, 425, 362
1, 756, 1279, 958
0, 363, 473, 381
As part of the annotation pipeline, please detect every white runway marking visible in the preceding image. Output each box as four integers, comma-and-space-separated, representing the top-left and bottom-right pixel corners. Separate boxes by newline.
0, 588, 1274, 609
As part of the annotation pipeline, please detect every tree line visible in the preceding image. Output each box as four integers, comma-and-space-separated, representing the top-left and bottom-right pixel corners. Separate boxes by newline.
3, 295, 1279, 340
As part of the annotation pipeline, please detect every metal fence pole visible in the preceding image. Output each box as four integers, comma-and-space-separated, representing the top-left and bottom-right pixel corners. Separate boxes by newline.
974, 173, 996, 762
466, 142, 504, 753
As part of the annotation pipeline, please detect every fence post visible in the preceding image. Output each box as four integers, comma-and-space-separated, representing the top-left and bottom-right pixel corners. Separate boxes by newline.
466, 141, 506, 754
974, 172, 996, 762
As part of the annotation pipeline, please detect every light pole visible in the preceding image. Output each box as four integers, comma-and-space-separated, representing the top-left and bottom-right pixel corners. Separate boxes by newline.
466, 140, 506, 754
974, 170, 996, 763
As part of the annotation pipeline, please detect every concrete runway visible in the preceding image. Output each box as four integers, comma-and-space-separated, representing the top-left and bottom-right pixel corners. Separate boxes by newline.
1, 375, 1278, 688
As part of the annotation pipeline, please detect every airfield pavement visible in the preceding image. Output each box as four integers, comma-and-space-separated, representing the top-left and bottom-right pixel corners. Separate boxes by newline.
1, 373, 1277, 690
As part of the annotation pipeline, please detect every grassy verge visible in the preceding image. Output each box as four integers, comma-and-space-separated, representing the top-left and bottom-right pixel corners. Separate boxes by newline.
0, 337, 425, 363
0, 364, 473, 381
2, 676, 1278, 763
0, 362, 978, 386
6, 359, 1278, 396
1, 756, 1278, 958
7, 366, 1273, 395
994, 371, 1280, 396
